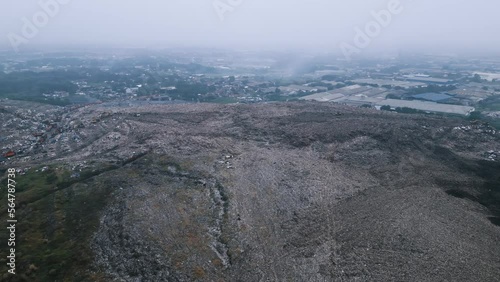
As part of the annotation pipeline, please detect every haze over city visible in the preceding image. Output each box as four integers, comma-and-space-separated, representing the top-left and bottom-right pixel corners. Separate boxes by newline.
1, 0, 500, 54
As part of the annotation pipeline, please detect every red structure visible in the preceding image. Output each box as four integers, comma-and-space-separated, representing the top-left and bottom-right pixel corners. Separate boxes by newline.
3, 151, 15, 158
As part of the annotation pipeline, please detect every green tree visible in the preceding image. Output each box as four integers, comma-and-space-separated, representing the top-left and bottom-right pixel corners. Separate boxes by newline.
45, 172, 58, 184
472, 74, 483, 83
468, 111, 482, 120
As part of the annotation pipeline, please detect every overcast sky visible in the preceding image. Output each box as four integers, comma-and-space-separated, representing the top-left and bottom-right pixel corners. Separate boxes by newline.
1, 0, 499, 54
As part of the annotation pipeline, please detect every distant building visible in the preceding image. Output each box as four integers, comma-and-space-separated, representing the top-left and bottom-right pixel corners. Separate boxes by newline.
3, 150, 15, 158
411, 93, 454, 102
404, 76, 453, 85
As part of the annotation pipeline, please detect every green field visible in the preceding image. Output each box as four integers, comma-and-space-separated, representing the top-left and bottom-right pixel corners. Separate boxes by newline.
0, 165, 115, 281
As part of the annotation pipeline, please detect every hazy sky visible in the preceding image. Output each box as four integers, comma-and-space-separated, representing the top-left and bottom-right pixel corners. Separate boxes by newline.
1, 0, 499, 54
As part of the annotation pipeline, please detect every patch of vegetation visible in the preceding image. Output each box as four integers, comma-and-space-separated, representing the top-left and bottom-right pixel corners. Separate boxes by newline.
464, 109, 500, 130
0, 71, 78, 105
468, 111, 483, 121
380, 105, 392, 111
487, 119, 500, 130
381, 105, 434, 115
386, 93, 401, 99
0, 165, 116, 281
205, 97, 239, 104
267, 94, 297, 102
394, 107, 426, 114
488, 217, 500, 226
3, 96, 72, 106
478, 95, 500, 111
168, 82, 216, 101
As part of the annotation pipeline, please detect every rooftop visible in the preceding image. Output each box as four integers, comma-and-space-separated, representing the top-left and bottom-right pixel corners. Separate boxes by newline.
412, 93, 454, 102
